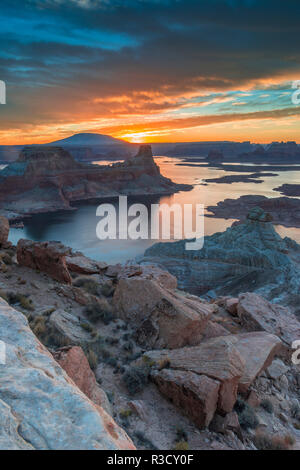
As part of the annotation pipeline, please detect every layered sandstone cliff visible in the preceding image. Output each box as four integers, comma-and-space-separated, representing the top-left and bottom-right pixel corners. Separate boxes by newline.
0, 145, 191, 219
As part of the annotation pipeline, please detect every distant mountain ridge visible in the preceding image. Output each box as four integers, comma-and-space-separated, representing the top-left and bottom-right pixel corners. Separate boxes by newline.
49, 132, 128, 146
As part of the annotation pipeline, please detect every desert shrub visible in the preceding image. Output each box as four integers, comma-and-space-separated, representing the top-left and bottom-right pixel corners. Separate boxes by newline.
0, 252, 12, 265
80, 322, 94, 333
31, 316, 47, 338
134, 431, 157, 450
284, 434, 296, 446
173, 441, 189, 451
234, 397, 259, 430
105, 336, 119, 346
122, 341, 134, 352
7, 292, 34, 311
260, 399, 274, 414
101, 282, 115, 297
106, 357, 118, 367
122, 365, 149, 395
175, 427, 188, 442
86, 349, 98, 370
73, 277, 99, 295
119, 409, 133, 419
84, 301, 113, 324
291, 403, 300, 420
253, 433, 293, 451
0, 289, 8, 302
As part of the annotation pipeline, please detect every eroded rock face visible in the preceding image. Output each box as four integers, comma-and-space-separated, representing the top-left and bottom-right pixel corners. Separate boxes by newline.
53, 346, 111, 414
0, 217, 9, 247
151, 369, 220, 429
17, 239, 72, 284
113, 277, 213, 349
0, 145, 191, 218
0, 299, 134, 450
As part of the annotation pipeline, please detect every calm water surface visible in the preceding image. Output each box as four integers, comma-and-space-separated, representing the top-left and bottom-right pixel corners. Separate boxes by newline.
8, 157, 300, 264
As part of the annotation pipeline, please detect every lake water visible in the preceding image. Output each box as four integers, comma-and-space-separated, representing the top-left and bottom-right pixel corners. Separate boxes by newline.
8, 157, 300, 264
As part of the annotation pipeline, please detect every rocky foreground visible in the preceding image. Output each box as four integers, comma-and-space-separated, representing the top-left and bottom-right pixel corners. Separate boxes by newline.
0, 216, 299, 450
0, 144, 191, 222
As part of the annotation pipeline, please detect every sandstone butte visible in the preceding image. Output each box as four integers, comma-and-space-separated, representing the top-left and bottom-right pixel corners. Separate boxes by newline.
0, 144, 191, 220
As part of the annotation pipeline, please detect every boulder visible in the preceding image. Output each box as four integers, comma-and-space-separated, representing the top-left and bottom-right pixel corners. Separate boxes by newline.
210, 411, 242, 439
144, 332, 281, 415
66, 255, 106, 274
225, 298, 239, 316
53, 346, 111, 414
0, 217, 9, 247
151, 369, 220, 429
17, 239, 72, 284
107, 263, 177, 290
237, 292, 300, 352
266, 359, 289, 380
113, 277, 213, 349
0, 298, 134, 450
200, 320, 231, 341
49, 310, 100, 353
144, 336, 245, 414
225, 332, 282, 394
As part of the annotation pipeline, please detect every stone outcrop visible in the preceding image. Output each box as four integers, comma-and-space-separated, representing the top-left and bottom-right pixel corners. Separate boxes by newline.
143, 331, 282, 421
48, 310, 100, 352
237, 292, 300, 353
66, 254, 107, 274
106, 263, 178, 290
53, 346, 111, 414
143, 336, 245, 415
206, 194, 300, 229
0, 298, 134, 450
113, 277, 214, 349
17, 239, 72, 284
0, 145, 191, 219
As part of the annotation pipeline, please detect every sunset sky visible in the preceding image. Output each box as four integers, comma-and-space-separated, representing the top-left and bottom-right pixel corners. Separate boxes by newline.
1, 0, 300, 145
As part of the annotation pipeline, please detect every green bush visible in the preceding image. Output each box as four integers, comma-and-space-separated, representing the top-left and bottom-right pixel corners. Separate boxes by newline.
7, 292, 34, 311
234, 397, 259, 430
73, 277, 100, 295
122, 365, 149, 395
84, 301, 113, 324
260, 399, 274, 414
86, 349, 98, 370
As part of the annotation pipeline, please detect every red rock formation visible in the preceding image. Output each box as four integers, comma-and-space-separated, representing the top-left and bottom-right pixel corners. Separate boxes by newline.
0, 145, 191, 217
17, 239, 72, 284
54, 346, 110, 413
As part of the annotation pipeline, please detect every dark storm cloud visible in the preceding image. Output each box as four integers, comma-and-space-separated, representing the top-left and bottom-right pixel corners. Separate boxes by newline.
1, 0, 300, 129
